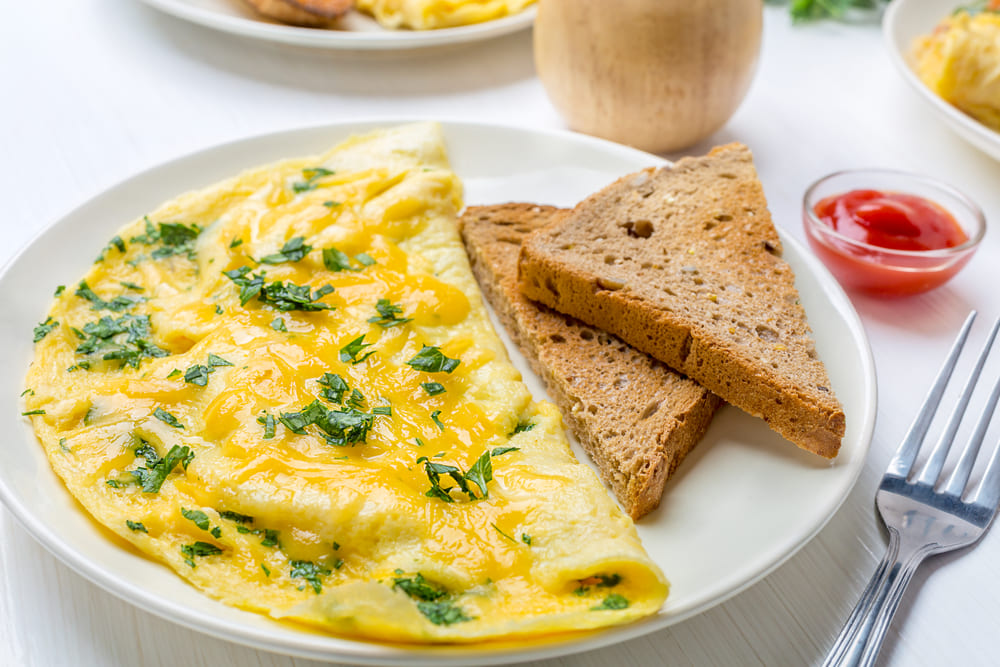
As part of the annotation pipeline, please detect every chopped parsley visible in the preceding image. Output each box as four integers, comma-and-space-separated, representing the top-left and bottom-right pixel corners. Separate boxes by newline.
418, 450, 492, 503
317, 373, 349, 403
74, 314, 169, 369
430, 410, 445, 430
153, 407, 184, 429
421, 382, 446, 396
119, 281, 145, 291
126, 520, 148, 533
131, 217, 201, 261
261, 564, 271, 577
391, 575, 471, 625
257, 412, 276, 439
417, 601, 472, 626
511, 421, 535, 435
223, 266, 335, 312
339, 334, 375, 365
207, 354, 232, 367
21, 409, 46, 416
54, 285, 65, 297
20, 388, 34, 397
368, 299, 412, 328
229, 237, 244, 248
521, 533, 532, 546
592, 594, 629, 611
406, 346, 460, 374
279, 400, 377, 446
181, 541, 222, 568
356, 253, 376, 266
393, 573, 446, 601
259, 236, 313, 264
492, 523, 516, 543
345, 389, 365, 411
181, 508, 211, 531
33, 317, 59, 342
271, 317, 287, 332
491, 446, 519, 457
289, 560, 331, 594
184, 365, 211, 386
219, 510, 253, 524
292, 167, 334, 193
75, 281, 144, 312
323, 200, 341, 208
166, 368, 182, 379
95, 235, 126, 262
129, 442, 193, 493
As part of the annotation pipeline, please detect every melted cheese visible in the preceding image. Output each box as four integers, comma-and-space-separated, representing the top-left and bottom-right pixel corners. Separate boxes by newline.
357, 0, 535, 30
23, 122, 667, 643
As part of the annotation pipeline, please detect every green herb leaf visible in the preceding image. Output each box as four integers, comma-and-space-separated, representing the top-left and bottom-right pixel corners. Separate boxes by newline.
259, 236, 313, 264
184, 365, 211, 386
166, 369, 182, 379
323, 200, 341, 208
119, 281, 144, 292
271, 317, 287, 332
521, 533, 532, 546
491, 446, 519, 457
416, 601, 472, 626
181, 541, 222, 567
131, 443, 193, 493
126, 520, 148, 533
74, 314, 169, 369
421, 382, 446, 396
368, 299, 412, 328
465, 451, 492, 499
54, 285, 66, 297
393, 573, 446, 601
292, 167, 334, 193
492, 523, 516, 543
340, 335, 375, 365
279, 400, 383, 446
591, 594, 629, 611
224, 266, 334, 312
257, 412, 276, 439
75, 281, 144, 312
153, 407, 184, 428
511, 421, 535, 435
207, 354, 233, 367
21, 409, 46, 416
181, 508, 211, 531
430, 410, 445, 430
219, 510, 253, 524
289, 560, 331, 594
317, 373, 350, 404
33, 317, 59, 343
229, 237, 244, 248
355, 253, 376, 266
406, 346, 460, 374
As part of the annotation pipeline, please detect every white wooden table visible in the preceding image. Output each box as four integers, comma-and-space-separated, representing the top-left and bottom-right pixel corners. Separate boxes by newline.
3, 2, 999, 665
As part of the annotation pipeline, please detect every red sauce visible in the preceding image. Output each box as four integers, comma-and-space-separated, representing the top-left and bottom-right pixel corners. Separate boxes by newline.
813, 189, 968, 252
805, 189, 976, 296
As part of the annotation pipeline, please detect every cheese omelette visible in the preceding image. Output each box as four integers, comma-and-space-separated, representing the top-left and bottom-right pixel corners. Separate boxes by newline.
22, 122, 667, 643
356, 0, 535, 30
912, 4, 1000, 132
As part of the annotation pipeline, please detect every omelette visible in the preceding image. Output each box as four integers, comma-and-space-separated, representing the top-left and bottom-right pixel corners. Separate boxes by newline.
912, 3, 1000, 132
21, 122, 667, 643
355, 0, 536, 30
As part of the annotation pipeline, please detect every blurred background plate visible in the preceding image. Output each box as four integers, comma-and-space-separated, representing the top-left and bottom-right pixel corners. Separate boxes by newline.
135, 0, 535, 50
884, 0, 1000, 161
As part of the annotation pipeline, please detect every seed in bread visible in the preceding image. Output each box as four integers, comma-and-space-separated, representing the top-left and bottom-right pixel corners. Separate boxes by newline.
460, 203, 722, 519
517, 143, 845, 458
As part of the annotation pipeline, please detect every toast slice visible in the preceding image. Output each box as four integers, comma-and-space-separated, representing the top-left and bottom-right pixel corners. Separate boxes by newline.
460, 203, 722, 519
518, 144, 845, 458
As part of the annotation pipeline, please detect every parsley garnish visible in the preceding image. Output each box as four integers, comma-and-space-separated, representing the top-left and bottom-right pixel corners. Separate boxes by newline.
120, 281, 145, 291
417, 450, 492, 503
368, 299, 411, 328
75, 281, 144, 312
131, 217, 201, 260
279, 400, 377, 446
271, 318, 287, 332
33, 317, 59, 342
184, 365, 211, 386
261, 564, 270, 577
21, 409, 46, 416
393, 573, 446, 601
317, 373, 349, 403
421, 382, 446, 396
491, 446, 519, 457
223, 266, 334, 312
126, 520, 148, 533
406, 346, 460, 373
153, 407, 184, 428
257, 412, 276, 439
130, 442, 193, 493
430, 410, 445, 430
259, 236, 313, 264
339, 335, 375, 365
321, 247, 357, 273
219, 510, 253, 524
592, 594, 629, 611
20, 388, 34, 397
75, 314, 169, 369
181, 508, 211, 531
511, 421, 535, 435
207, 354, 233, 367
181, 541, 222, 568
355, 253, 376, 266
95, 235, 126, 262
492, 523, 516, 543
289, 560, 331, 594
166, 368, 182, 379
229, 238, 243, 248
54, 285, 65, 297
323, 200, 341, 208
521, 533, 532, 546
292, 167, 334, 193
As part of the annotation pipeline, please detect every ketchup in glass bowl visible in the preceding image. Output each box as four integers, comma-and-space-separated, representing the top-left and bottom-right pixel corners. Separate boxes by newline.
803, 170, 984, 296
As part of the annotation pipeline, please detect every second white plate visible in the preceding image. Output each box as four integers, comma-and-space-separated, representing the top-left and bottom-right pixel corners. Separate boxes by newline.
136, 0, 536, 50
884, 0, 1000, 162
0, 120, 876, 665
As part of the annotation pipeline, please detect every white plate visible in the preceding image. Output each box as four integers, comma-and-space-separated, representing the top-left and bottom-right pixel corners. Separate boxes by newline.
136, 0, 535, 50
0, 120, 876, 665
884, 0, 1000, 161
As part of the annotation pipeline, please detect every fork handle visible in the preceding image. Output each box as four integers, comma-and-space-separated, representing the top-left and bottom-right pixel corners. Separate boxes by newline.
822, 529, 936, 667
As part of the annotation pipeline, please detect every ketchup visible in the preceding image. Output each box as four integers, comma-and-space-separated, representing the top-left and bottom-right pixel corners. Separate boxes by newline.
813, 189, 968, 252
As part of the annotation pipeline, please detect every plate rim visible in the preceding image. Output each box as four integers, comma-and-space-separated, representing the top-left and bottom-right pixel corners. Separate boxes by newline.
0, 118, 877, 665
882, 0, 1000, 160
135, 0, 536, 50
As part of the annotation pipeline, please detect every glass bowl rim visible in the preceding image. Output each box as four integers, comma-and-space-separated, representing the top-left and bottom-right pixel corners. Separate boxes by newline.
802, 168, 986, 260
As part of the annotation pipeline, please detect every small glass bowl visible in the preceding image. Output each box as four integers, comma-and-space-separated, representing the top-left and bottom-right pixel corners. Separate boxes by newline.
802, 169, 984, 297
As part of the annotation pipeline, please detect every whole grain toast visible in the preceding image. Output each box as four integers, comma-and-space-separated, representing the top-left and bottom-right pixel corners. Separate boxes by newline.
517, 144, 845, 458
460, 203, 722, 519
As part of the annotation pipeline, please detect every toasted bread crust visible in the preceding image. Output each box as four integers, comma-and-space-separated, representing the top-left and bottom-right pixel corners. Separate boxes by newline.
460, 203, 721, 518
518, 144, 845, 458
242, 0, 351, 26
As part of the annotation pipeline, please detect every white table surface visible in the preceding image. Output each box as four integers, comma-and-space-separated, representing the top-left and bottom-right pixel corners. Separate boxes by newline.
3, 2, 1000, 665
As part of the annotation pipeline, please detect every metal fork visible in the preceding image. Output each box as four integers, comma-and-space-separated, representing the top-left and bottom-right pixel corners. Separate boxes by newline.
823, 311, 1000, 667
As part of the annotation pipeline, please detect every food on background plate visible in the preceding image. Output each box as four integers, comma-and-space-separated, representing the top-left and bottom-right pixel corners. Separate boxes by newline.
911, 1, 1000, 133
241, 0, 353, 27
519, 144, 845, 459
21, 122, 668, 643
240, 0, 536, 29
459, 204, 722, 520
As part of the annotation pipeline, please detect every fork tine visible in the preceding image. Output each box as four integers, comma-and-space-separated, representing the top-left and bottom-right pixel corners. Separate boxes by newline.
887, 311, 977, 478
973, 434, 1000, 512
916, 316, 1000, 488
942, 320, 1000, 497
